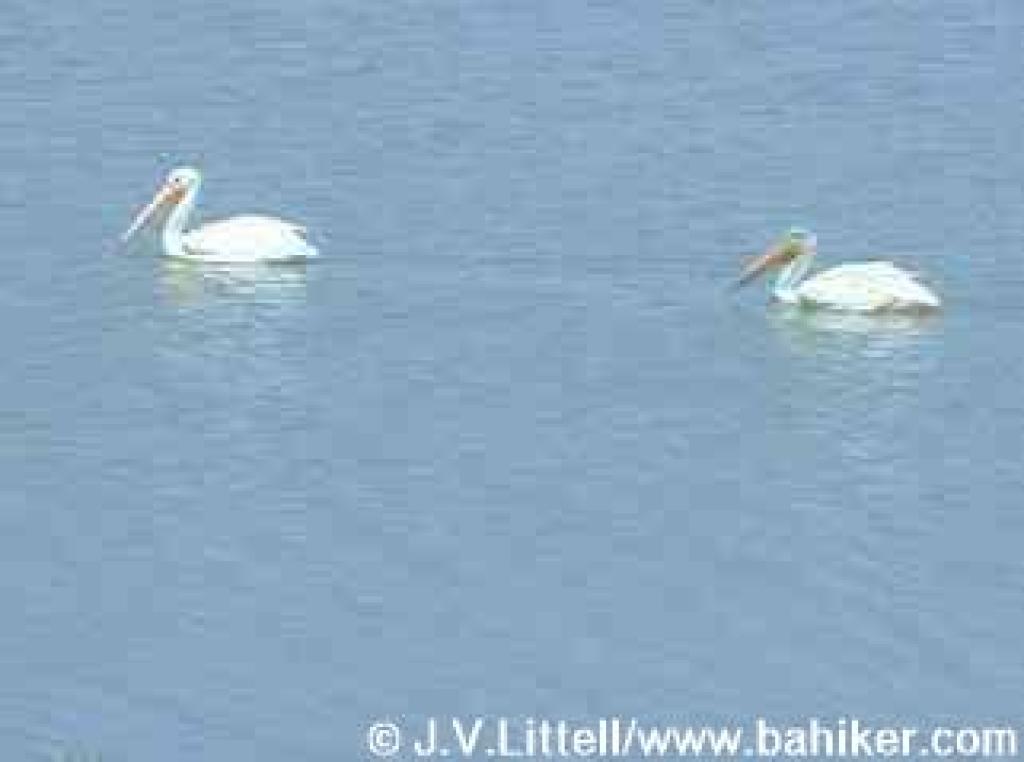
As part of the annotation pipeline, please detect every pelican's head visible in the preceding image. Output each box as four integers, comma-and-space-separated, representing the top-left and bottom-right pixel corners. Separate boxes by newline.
121, 166, 203, 242
166, 166, 201, 191
736, 227, 817, 287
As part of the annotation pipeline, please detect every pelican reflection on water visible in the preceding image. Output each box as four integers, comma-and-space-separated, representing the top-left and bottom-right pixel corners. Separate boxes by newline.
737, 227, 941, 312
122, 166, 318, 263
158, 257, 311, 306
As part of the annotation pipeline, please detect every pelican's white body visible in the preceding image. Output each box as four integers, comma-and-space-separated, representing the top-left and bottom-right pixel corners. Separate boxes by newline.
177, 215, 315, 263
125, 167, 317, 263
771, 243, 940, 312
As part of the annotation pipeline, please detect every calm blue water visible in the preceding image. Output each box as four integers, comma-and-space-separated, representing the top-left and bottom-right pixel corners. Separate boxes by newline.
2, 1, 1024, 759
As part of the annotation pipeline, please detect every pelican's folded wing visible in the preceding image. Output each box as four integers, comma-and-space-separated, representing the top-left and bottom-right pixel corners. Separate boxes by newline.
799, 261, 940, 311
183, 215, 317, 262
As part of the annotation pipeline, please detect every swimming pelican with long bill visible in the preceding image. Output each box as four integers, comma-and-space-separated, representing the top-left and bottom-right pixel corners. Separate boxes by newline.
121, 166, 317, 262
737, 227, 940, 312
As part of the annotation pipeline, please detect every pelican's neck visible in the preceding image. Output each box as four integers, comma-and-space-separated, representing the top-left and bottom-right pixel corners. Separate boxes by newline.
161, 185, 199, 257
773, 252, 815, 301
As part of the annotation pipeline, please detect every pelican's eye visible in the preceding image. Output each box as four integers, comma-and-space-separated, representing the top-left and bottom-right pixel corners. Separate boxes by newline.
781, 239, 803, 258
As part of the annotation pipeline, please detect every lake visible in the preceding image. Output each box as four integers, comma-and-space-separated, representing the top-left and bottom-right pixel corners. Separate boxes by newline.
2, 1, 1023, 759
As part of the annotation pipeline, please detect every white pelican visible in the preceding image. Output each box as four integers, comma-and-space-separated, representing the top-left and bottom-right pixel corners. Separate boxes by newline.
121, 166, 317, 262
737, 227, 940, 312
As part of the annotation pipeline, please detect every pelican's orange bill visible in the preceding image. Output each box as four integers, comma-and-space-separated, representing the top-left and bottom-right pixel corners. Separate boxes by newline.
736, 242, 801, 287
121, 183, 187, 242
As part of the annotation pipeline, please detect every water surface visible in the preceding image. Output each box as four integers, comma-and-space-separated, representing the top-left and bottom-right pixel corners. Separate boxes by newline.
2, 1, 1024, 759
